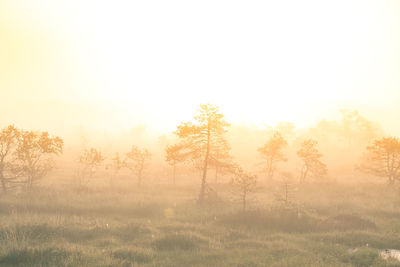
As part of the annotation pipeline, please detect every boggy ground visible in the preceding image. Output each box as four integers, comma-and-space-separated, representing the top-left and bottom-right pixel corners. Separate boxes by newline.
1, 180, 400, 266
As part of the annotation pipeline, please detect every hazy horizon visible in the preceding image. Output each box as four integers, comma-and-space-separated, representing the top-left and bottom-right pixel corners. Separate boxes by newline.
1, 0, 400, 137
2, 2, 400, 266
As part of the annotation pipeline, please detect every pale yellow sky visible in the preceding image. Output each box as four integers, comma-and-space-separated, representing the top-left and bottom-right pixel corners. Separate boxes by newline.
1, 0, 399, 135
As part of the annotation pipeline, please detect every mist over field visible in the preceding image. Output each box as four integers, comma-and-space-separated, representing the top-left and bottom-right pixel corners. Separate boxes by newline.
1, 1, 400, 266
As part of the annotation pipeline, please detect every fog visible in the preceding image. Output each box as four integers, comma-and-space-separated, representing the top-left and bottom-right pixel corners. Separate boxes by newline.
1, 0, 400, 136
1, 1, 400, 266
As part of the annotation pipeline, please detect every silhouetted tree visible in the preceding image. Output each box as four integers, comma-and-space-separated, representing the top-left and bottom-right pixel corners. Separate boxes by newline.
173, 104, 230, 203
0, 125, 20, 192
16, 130, 63, 189
231, 166, 257, 212
124, 146, 151, 186
360, 137, 400, 184
258, 132, 287, 180
78, 148, 104, 186
297, 139, 327, 183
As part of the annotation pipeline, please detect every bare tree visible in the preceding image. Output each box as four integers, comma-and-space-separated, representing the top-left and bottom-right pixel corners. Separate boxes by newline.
173, 104, 230, 203
0, 125, 20, 192
124, 146, 151, 186
297, 139, 327, 183
360, 137, 400, 184
15, 130, 63, 189
231, 166, 257, 212
78, 148, 104, 186
258, 132, 287, 180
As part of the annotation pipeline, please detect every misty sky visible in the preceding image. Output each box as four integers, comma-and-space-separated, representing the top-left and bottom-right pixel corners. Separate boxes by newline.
1, 0, 399, 135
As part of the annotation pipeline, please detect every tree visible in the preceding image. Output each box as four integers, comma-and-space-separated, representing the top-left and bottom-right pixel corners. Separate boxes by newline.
231, 166, 257, 212
258, 132, 287, 180
109, 152, 123, 185
340, 109, 381, 148
360, 137, 400, 184
0, 125, 20, 192
78, 148, 104, 186
173, 104, 230, 203
15, 130, 63, 189
124, 146, 151, 186
275, 172, 297, 207
209, 137, 234, 184
275, 122, 296, 142
165, 144, 185, 185
297, 139, 327, 183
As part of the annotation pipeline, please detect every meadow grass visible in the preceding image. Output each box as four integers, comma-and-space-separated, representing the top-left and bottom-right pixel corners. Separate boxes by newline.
0, 180, 400, 266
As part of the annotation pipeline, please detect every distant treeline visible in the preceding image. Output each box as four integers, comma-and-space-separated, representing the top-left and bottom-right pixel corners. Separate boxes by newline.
1, 105, 399, 208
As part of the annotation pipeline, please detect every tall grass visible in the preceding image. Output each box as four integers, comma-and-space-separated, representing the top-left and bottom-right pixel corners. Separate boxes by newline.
0, 181, 399, 266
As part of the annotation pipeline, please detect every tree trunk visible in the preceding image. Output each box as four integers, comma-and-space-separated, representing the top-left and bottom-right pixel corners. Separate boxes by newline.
266, 158, 274, 181
28, 174, 33, 190
199, 123, 211, 204
0, 172, 7, 193
138, 166, 143, 187
284, 183, 288, 205
242, 191, 246, 212
388, 174, 395, 185
215, 165, 218, 184
109, 172, 114, 187
303, 168, 308, 183
269, 168, 274, 181
300, 165, 308, 183
173, 164, 176, 185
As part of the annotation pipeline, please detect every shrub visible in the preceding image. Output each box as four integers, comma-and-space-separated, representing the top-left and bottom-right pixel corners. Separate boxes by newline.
0, 247, 86, 266
322, 214, 376, 230
153, 233, 208, 251
112, 247, 154, 263
220, 208, 320, 232
345, 248, 381, 267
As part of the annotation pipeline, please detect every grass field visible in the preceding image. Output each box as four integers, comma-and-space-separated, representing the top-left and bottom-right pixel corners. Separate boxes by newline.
1, 180, 400, 266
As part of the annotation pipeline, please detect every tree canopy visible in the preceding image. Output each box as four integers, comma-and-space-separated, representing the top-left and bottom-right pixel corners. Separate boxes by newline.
361, 137, 400, 184
173, 104, 230, 203
258, 132, 287, 180
297, 139, 327, 183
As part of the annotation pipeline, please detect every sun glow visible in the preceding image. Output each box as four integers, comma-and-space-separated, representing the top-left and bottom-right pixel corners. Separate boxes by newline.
1, 0, 400, 134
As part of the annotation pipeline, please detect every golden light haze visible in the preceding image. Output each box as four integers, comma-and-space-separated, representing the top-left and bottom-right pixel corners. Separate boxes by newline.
1, 0, 400, 136
2, 3, 400, 265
